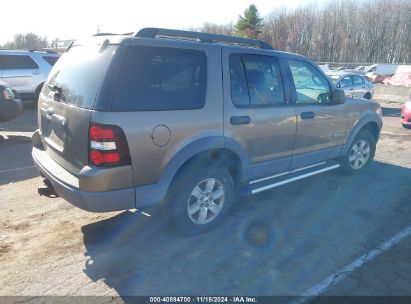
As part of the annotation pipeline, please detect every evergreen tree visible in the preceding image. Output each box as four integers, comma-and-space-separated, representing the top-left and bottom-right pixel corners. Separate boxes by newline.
234, 4, 264, 38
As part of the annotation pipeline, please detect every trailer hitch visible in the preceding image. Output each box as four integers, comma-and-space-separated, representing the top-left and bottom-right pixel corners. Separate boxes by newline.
38, 178, 59, 198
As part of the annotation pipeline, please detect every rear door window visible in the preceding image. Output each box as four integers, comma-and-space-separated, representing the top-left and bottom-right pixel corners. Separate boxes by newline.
112, 46, 207, 111
1, 55, 39, 69
229, 53, 285, 107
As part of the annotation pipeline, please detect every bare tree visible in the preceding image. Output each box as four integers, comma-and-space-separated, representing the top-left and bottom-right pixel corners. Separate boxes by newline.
2, 33, 49, 50
200, 23, 234, 36
254, 0, 410, 63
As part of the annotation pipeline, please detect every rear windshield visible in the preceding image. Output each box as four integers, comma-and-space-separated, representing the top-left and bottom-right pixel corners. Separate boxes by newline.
44, 44, 116, 109
42, 56, 59, 66
112, 45, 207, 111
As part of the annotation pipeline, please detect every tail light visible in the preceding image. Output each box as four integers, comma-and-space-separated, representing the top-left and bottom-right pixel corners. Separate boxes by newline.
88, 124, 131, 167
3, 87, 15, 100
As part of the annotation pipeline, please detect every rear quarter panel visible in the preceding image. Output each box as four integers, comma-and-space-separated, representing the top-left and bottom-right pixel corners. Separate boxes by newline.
341, 99, 382, 155
91, 41, 224, 187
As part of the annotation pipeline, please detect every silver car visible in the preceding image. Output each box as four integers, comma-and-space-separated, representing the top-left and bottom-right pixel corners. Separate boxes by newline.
327, 72, 374, 100
0, 50, 60, 103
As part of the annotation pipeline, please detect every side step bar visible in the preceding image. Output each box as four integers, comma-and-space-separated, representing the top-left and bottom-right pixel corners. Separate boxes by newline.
251, 164, 340, 195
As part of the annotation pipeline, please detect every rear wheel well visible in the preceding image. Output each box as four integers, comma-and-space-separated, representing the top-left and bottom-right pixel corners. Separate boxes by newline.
34, 83, 45, 103
361, 122, 379, 141
176, 149, 242, 185
35, 82, 44, 94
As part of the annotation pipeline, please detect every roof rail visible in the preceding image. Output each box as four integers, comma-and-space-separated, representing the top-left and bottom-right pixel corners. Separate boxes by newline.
93, 32, 134, 37
93, 33, 119, 37
27, 49, 58, 54
135, 28, 273, 50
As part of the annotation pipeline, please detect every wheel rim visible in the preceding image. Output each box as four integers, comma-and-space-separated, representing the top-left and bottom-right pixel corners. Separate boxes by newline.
187, 178, 225, 225
349, 139, 371, 170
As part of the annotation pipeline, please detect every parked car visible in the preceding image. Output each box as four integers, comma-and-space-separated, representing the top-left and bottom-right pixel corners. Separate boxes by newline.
0, 50, 60, 103
327, 72, 374, 100
364, 64, 399, 76
32, 28, 382, 235
0, 80, 22, 123
363, 64, 410, 83
401, 98, 411, 128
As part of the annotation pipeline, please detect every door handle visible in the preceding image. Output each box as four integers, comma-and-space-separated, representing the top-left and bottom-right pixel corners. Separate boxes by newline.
230, 116, 251, 125
300, 111, 315, 120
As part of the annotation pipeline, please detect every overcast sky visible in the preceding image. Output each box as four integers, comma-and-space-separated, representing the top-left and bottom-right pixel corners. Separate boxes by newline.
0, 0, 322, 44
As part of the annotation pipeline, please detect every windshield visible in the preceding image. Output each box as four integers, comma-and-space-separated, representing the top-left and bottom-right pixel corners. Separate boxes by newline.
43, 44, 116, 109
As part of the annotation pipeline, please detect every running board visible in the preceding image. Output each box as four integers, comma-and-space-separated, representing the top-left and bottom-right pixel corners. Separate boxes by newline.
250, 163, 340, 195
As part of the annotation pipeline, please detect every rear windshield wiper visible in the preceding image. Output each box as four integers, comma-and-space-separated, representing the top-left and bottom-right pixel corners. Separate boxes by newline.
47, 84, 62, 93
47, 84, 64, 102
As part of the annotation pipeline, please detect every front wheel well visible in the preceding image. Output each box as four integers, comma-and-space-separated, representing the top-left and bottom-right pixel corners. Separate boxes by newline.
361, 122, 380, 141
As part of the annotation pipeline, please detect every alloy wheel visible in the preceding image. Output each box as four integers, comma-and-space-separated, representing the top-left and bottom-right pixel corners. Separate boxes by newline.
187, 178, 225, 224
349, 139, 371, 170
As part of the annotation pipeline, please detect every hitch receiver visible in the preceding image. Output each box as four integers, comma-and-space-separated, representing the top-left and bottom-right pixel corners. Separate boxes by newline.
38, 178, 59, 198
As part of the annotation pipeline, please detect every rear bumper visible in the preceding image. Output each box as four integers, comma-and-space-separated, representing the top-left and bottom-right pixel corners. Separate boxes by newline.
32, 130, 167, 212
32, 145, 136, 212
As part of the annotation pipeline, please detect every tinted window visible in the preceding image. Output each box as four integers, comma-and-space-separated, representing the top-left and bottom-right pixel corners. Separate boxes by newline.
43, 56, 59, 66
44, 44, 116, 109
340, 76, 353, 87
113, 46, 207, 111
353, 75, 365, 86
1, 55, 38, 69
288, 59, 331, 104
229, 54, 285, 106
229, 54, 249, 106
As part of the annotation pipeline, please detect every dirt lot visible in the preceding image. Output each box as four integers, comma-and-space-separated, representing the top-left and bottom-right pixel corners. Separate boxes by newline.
0, 103, 410, 299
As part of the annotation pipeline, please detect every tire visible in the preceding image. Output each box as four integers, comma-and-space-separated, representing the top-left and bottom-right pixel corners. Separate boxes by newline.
402, 124, 411, 129
363, 92, 371, 100
34, 86, 42, 104
165, 162, 234, 236
340, 129, 376, 175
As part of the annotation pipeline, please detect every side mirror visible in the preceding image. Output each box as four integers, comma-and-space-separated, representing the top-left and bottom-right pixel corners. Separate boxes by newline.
332, 88, 346, 104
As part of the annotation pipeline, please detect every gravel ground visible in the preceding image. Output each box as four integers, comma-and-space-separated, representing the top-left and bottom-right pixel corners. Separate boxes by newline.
0, 102, 410, 299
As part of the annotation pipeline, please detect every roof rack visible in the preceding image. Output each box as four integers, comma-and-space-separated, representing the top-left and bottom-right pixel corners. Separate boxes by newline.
93, 32, 134, 37
93, 33, 119, 37
135, 28, 273, 50
28, 49, 58, 54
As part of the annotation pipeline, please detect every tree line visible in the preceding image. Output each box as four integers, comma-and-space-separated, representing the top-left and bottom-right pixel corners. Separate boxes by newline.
1, 33, 59, 50
2, 0, 409, 64
197, 0, 411, 64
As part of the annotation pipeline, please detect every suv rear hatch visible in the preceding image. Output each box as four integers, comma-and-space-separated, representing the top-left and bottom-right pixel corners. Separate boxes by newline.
38, 39, 123, 176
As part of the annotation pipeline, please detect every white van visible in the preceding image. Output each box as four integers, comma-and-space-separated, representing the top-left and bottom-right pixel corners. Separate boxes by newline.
365, 64, 398, 76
